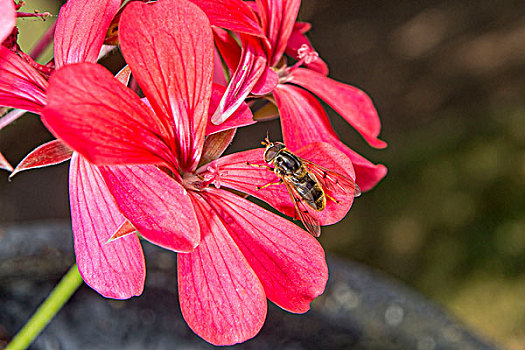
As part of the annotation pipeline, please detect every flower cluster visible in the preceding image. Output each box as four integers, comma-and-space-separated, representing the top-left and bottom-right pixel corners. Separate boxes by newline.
0, 0, 386, 345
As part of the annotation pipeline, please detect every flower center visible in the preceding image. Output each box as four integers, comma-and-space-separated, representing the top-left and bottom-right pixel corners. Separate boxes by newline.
200, 163, 223, 189
181, 172, 206, 191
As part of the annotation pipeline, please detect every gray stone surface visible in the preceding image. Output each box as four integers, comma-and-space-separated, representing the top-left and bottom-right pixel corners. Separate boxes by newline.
0, 222, 500, 349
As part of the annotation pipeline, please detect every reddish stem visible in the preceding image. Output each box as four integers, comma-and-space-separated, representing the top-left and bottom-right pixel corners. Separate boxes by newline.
30, 22, 56, 60
17, 11, 52, 19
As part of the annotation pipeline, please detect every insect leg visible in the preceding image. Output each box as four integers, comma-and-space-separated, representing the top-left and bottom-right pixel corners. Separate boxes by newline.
245, 161, 274, 171
256, 179, 283, 190
325, 193, 341, 204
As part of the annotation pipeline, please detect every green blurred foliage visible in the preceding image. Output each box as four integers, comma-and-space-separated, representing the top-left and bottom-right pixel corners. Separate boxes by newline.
321, 106, 525, 348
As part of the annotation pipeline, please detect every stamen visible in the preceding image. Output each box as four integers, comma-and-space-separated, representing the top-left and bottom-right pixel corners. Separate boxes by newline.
202, 164, 222, 189
280, 44, 320, 83
297, 44, 319, 64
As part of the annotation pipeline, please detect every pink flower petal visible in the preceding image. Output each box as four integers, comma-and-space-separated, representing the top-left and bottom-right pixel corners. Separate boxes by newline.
188, 0, 264, 38
0, 151, 13, 172
0, 0, 16, 43
256, 0, 301, 66
293, 21, 311, 33
244, 0, 259, 13
207, 84, 254, 135
290, 68, 387, 148
100, 164, 200, 253
274, 84, 387, 192
119, 0, 213, 171
212, 49, 228, 86
205, 189, 328, 313
178, 193, 266, 345
0, 46, 48, 113
42, 63, 176, 168
251, 66, 279, 95
70, 153, 145, 299
210, 35, 267, 125
199, 141, 357, 226
285, 22, 329, 76
10, 139, 73, 178
54, 0, 120, 68
213, 27, 241, 73
342, 147, 388, 193
198, 148, 289, 211
140, 84, 251, 139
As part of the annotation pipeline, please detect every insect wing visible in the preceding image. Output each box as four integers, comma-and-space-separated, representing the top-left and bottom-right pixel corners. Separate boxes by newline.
282, 179, 322, 237
301, 159, 361, 198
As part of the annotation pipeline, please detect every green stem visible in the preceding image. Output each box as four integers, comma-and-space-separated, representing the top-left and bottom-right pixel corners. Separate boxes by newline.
6, 264, 83, 350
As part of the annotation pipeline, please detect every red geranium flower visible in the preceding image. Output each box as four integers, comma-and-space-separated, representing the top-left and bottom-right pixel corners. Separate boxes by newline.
41, 0, 330, 344
212, 0, 387, 192
0, 0, 148, 299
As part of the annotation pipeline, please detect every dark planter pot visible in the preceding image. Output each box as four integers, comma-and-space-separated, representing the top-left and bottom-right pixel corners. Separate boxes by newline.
0, 222, 499, 349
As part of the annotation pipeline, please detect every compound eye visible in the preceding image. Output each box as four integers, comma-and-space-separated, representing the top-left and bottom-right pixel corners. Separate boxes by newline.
264, 145, 279, 162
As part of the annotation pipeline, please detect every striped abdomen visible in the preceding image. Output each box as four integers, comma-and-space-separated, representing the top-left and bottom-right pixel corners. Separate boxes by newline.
291, 172, 325, 211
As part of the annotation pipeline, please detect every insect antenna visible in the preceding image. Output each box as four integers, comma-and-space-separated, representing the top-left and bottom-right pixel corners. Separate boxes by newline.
262, 132, 270, 146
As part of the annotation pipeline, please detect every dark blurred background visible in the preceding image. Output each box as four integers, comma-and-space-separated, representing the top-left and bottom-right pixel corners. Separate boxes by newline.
0, 0, 523, 348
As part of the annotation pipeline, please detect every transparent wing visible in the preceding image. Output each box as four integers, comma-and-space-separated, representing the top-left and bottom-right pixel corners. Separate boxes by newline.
301, 159, 361, 198
283, 179, 322, 237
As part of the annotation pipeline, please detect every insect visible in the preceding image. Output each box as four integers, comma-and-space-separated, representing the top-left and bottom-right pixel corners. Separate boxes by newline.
249, 138, 361, 237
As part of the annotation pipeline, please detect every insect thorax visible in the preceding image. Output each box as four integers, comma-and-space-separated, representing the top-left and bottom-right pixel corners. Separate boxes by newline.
273, 151, 304, 176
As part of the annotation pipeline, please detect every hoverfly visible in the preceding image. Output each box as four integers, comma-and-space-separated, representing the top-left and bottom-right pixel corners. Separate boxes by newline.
254, 138, 361, 237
